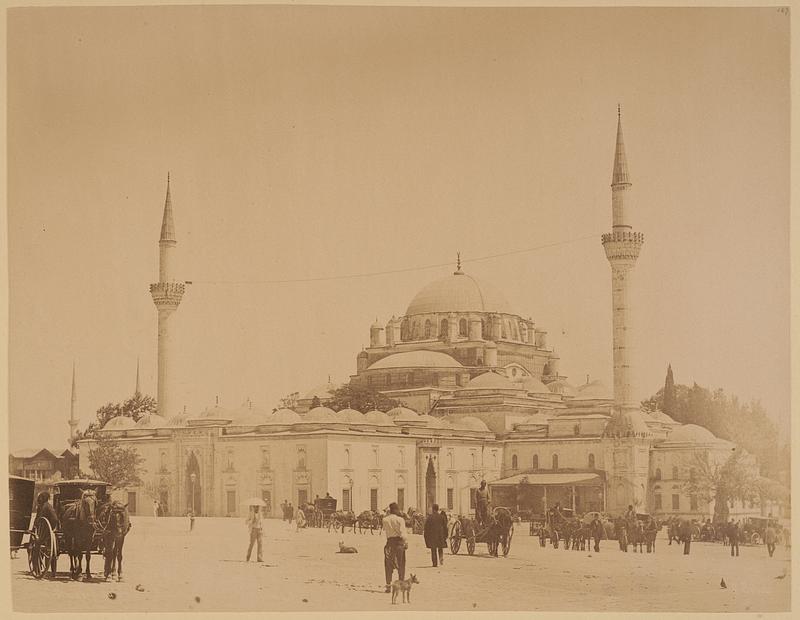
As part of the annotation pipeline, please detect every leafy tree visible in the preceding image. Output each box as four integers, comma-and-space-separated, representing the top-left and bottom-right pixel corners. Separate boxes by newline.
326, 383, 402, 413
70, 392, 158, 446
310, 395, 321, 408
86, 438, 146, 489
278, 392, 300, 410
681, 449, 757, 522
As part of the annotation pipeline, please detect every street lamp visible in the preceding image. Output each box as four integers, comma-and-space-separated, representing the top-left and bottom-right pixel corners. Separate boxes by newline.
190, 472, 197, 514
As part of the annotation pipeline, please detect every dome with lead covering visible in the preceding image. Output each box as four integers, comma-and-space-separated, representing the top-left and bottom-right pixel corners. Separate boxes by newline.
368, 351, 463, 370
269, 409, 302, 425
305, 406, 337, 422
662, 423, 731, 447
405, 270, 513, 316
103, 416, 136, 430
452, 416, 490, 432
387, 407, 420, 422
547, 379, 577, 397
466, 371, 516, 390
521, 376, 552, 394
334, 408, 365, 424
573, 379, 612, 401
135, 413, 168, 429
363, 410, 394, 426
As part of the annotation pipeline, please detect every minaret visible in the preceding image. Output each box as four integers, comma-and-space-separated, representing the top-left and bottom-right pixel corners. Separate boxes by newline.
135, 357, 141, 395
68, 361, 79, 440
149, 174, 185, 417
602, 107, 644, 415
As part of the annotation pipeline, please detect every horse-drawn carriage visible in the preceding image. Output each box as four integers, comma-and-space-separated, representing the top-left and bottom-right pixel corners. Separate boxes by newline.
9, 475, 35, 560
313, 497, 337, 529
449, 506, 514, 557
26, 479, 130, 581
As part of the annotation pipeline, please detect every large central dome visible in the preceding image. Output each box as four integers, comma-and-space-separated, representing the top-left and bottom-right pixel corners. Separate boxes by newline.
405, 270, 513, 316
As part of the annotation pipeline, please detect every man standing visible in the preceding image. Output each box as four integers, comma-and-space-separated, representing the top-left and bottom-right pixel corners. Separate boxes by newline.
679, 518, 692, 555
245, 505, 264, 562
382, 502, 408, 593
35, 492, 59, 578
590, 515, 604, 553
728, 519, 740, 557
475, 481, 490, 528
424, 504, 447, 567
281, 500, 288, 522
765, 523, 777, 557
153, 499, 160, 518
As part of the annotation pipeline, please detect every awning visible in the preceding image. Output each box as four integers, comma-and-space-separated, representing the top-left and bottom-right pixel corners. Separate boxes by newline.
489, 472, 602, 486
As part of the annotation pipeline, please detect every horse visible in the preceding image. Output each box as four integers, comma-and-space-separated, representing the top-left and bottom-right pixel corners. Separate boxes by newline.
59, 490, 100, 581
486, 507, 514, 557
99, 501, 131, 582
628, 519, 644, 553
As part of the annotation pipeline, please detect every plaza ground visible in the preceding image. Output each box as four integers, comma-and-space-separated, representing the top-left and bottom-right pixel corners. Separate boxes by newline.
11, 516, 791, 613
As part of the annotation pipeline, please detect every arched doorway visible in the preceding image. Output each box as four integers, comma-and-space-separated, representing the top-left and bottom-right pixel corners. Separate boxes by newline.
186, 452, 201, 515
425, 458, 436, 514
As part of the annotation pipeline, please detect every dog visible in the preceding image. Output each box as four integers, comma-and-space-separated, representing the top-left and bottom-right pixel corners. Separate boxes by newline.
338, 541, 358, 553
391, 574, 419, 604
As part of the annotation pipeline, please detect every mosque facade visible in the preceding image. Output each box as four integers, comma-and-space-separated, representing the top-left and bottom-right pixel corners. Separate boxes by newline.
78, 114, 770, 522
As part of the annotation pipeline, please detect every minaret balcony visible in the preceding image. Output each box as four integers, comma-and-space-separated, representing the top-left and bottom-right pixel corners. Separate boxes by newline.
150, 281, 185, 308
602, 231, 644, 262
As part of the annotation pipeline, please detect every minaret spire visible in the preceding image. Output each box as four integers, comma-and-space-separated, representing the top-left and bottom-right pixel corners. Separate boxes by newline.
68, 361, 79, 441
135, 356, 141, 395
150, 175, 185, 418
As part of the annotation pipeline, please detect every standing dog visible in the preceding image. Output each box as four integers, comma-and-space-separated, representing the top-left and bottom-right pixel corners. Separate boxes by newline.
391, 574, 419, 604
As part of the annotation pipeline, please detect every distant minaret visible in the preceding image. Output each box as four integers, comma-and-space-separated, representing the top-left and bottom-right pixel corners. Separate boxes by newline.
602, 107, 644, 414
135, 356, 141, 395
149, 174, 185, 417
68, 361, 79, 440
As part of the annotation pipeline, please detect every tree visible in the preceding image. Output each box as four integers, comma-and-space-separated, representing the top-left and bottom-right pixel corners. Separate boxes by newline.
71, 392, 159, 446
681, 449, 757, 522
326, 383, 402, 413
86, 438, 146, 489
663, 364, 676, 417
278, 392, 300, 410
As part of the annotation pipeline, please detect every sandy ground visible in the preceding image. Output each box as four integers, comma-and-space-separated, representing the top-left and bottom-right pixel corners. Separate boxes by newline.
11, 516, 791, 613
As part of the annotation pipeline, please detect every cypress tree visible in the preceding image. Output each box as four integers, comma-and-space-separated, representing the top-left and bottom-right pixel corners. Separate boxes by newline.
663, 364, 677, 417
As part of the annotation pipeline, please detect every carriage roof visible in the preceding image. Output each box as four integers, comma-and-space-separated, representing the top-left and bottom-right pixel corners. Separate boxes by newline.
53, 479, 108, 488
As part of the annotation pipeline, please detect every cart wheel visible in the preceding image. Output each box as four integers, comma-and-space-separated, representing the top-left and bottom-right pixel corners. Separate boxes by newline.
467, 536, 476, 555
449, 521, 462, 555
751, 532, 761, 545
29, 518, 56, 580
503, 524, 514, 557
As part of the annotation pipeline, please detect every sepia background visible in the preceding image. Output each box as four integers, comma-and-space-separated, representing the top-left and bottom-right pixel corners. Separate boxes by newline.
7, 5, 789, 452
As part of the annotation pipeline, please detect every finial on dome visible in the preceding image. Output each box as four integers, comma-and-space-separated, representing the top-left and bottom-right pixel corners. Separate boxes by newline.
215, 395, 219, 405
618, 103, 621, 119
454, 251, 463, 275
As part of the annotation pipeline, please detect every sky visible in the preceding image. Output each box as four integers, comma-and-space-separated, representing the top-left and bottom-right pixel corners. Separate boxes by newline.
7, 6, 790, 451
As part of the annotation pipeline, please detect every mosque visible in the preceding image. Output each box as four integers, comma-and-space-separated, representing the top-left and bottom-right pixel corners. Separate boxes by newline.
77, 113, 763, 522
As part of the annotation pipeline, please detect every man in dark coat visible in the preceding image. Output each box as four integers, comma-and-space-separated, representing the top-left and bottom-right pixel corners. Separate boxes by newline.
35, 492, 59, 578
590, 515, 604, 553
679, 518, 692, 555
424, 504, 448, 567
727, 519, 740, 557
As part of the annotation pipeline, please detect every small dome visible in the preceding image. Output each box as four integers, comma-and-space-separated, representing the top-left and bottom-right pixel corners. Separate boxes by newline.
416, 414, 438, 427
387, 407, 419, 422
368, 351, 464, 370
268, 408, 301, 424
573, 379, 612, 401
405, 270, 513, 316
334, 408, 365, 424
302, 382, 339, 401
648, 410, 680, 425
466, 371, 515, 390
199, 404, 232, 419
363, 410, 394, 426
664, 424, 721, 444
547, 379, 577, 397
452, 416, 490, 432
103, 416, 136, 430
305, 406, 337, 422
135, 413, 168, 429
521, 376, 551, 394
167, 413, 189, 427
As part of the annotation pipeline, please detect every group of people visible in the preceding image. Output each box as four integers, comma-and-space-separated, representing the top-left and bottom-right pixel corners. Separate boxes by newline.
151, 499, 167, 517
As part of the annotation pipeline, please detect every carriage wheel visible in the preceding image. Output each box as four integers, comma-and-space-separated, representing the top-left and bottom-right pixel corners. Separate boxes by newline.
449, 521, 462, 555
503, 524, 514, 557
751, 532, 762, 545
467, 536, 476, 556
29, 517, 56, 580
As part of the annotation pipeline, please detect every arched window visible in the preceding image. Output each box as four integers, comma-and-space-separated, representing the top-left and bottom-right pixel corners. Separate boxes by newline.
411, 322, 420, 340
297, 447, 306, 470
424, 320, 432, 339
481, 319, 488, 339
511, 321, 519, 341
344, 448, 351, 467
511, 454, 518, 469
672, 466, 679, 480
459, 318, 468, 337
440, 319, 449, 340
448, 450, 455, 469
399, 448, 405, 467
552, 454, 559, 470
532, 454, 539, 469
401, 319, 409, 341
654, 467, 662, 480
501, 321, 507, 339
588, 453, 595, 469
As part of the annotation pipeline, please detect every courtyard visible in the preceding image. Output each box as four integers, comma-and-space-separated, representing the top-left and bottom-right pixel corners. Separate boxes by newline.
11, 516, 791, 613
